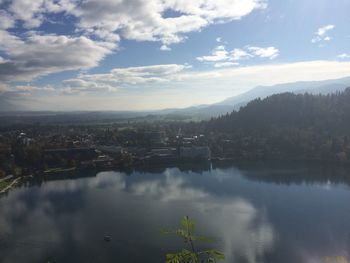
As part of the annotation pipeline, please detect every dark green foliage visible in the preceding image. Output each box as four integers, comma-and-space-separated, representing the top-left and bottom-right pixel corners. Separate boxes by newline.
162, 216, 225, 263
206, 88, 350, 161
210, 89, 350, 134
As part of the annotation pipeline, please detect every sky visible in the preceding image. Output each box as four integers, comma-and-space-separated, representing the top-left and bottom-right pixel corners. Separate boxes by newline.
0, 0, 350, 111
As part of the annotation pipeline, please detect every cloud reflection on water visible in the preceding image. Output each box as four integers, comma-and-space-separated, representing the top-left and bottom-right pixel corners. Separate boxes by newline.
1, 167, 274, 263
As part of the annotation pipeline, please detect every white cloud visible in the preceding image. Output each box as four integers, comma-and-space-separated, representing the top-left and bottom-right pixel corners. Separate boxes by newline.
338, 53, 350, 59
317, 25, 335, 36
62, 78, 119, 95
312, 24, 335, 44
216, 37, 222, 42
214, 62, 239, 68
0, 10, 15, 29
8, 0, 78, 28
197, 45, 278, 66
71, 0, 266, 45
0, 30, 115, 81
0, 0, 267, 83
231, 48, 253, 60
247, 46, 279, 59
197, 45, 230, 62
3, 0, 266, 45
9, 0, 45, 28
0, 83, 54, 96
160, 44, 171, 51
180, 60, 350, 85
14, 85, 55, 92
62, 64, 191, 94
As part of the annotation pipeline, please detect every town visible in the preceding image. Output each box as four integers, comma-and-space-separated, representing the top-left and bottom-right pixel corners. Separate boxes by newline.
0, 122, 215, 191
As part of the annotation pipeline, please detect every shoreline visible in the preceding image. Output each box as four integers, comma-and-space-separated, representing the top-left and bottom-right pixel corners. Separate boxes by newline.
0, 177, 22, 194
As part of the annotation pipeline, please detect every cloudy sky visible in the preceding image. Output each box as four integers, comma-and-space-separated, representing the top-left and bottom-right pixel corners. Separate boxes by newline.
0, 0, 350, 111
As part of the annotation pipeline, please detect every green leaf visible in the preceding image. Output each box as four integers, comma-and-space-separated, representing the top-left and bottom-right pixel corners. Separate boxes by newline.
163, 216, 225, 263
166, 250, 199, 263
181, 216, 195, 232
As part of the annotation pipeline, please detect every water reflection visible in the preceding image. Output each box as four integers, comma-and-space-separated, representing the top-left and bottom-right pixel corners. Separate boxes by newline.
0, 163, 350, 263
126, 170, 275, 262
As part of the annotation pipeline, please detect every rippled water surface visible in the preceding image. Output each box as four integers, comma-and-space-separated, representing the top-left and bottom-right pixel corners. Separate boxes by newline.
0, 163, 350, 263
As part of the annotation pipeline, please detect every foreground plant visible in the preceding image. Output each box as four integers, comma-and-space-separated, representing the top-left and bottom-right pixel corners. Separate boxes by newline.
162, 216, 225, 263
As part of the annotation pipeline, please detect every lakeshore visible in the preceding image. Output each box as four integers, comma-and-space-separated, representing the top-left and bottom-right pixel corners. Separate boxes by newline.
0, 177, 21, 194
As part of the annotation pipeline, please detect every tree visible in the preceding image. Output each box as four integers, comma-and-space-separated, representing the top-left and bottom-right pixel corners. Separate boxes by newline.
162, 216, 225, 263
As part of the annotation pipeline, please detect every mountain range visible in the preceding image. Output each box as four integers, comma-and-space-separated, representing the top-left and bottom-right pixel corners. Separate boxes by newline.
164, 76, 350, 119
1, 76, 350, 123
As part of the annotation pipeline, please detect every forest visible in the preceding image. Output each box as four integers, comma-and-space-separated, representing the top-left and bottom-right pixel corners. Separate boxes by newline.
204, 88, 350, 161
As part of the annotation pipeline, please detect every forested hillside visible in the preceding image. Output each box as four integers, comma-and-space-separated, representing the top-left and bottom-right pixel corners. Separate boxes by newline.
206, 88, 350, 161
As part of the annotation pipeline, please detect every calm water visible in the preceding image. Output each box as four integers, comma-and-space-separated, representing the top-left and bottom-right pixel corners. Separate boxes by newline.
0, 162, 350, 263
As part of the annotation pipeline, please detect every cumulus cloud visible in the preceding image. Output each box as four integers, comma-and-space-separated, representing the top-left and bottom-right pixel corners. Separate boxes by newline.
0, 10, 15, 29
0, 0, 266, 84
62, 64, 191, 94
71, 0, 266, 45
197, 45, 230, 62
231, 48, 253, 60
312, 24, 335, 44
2, 0, 266, 45
247, 46, 279, 59
8, 0, 46, 28
197, 45, 278, 67
8, 0, 78, 28
0, 30, 115, 81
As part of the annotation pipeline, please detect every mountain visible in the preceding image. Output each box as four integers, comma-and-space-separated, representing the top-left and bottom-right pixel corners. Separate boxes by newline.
165, 76, 350, 119
218, 77, 350, 108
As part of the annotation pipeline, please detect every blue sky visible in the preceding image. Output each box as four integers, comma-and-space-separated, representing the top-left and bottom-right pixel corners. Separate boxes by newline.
0, 0, 350, 111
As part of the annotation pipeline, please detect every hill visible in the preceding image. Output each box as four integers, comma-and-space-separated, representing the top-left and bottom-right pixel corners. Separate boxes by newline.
206, 88, 350, 161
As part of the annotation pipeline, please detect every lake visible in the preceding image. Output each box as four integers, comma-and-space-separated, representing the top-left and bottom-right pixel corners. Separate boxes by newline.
0, 162, 350, 263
